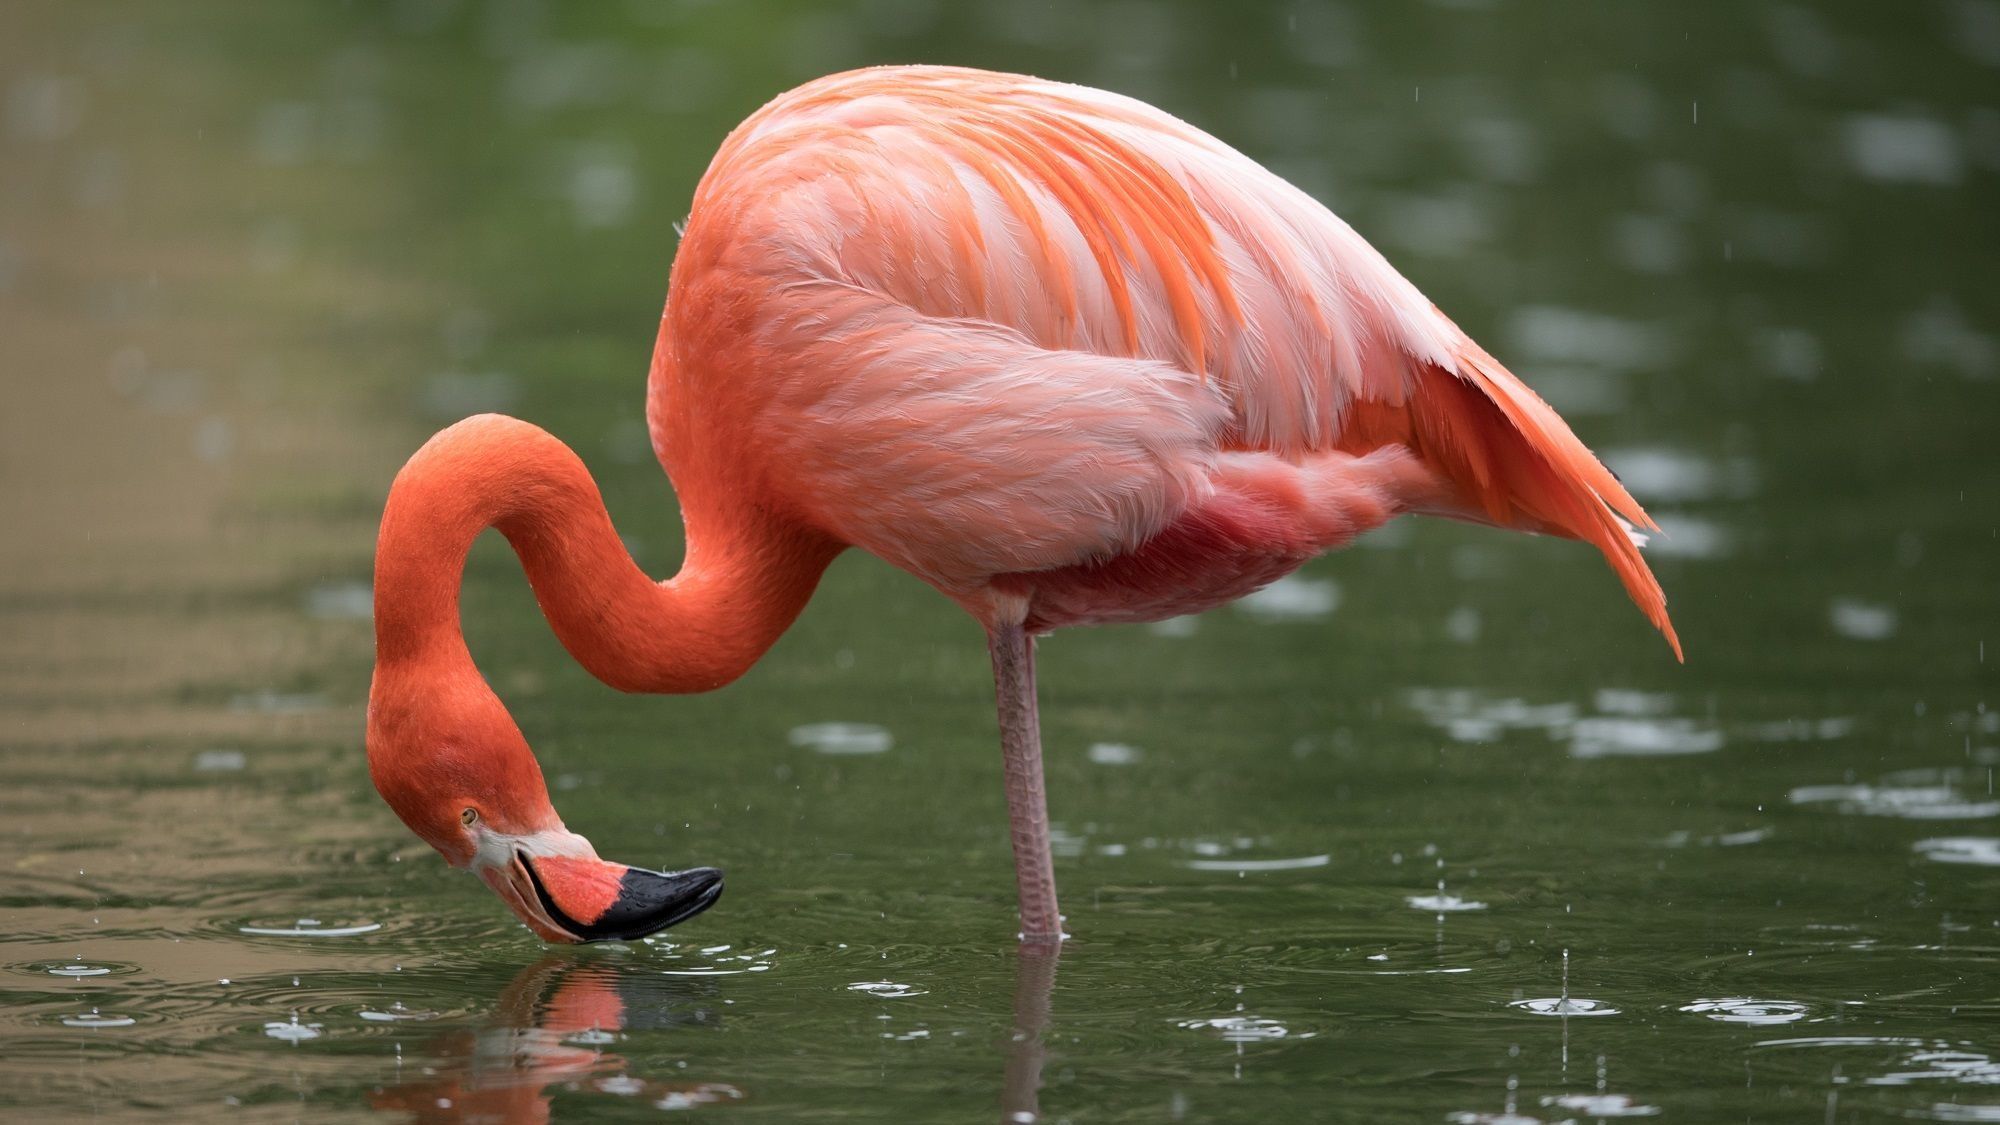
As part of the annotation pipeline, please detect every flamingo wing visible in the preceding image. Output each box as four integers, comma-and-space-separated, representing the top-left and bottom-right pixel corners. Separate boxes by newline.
683, 66, 1677, 653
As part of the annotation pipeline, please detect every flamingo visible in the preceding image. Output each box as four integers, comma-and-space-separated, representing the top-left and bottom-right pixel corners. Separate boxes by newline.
366, 66, 1678, 947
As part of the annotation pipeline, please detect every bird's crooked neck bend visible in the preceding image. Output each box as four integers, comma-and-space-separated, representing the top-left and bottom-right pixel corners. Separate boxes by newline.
371, 414, 837, 696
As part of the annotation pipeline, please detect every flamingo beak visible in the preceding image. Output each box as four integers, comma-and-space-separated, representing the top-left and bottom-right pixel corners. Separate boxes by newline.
480, 842, 723, 943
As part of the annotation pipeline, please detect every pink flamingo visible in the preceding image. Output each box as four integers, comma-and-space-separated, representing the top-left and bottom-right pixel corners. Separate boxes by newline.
367, 66, 1678, 946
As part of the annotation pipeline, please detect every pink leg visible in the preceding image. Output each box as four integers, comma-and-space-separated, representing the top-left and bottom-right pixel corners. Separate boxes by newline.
988, 622, 1062, 943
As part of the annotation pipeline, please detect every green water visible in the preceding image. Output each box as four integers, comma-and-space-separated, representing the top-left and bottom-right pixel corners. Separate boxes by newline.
3, 2, 1997, 1121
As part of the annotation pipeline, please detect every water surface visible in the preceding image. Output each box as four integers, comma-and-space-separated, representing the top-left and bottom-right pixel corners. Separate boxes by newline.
2, 2, 1996, 1121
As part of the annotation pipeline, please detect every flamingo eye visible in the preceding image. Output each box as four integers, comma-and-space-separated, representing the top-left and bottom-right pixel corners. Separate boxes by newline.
460, 807, 479, 827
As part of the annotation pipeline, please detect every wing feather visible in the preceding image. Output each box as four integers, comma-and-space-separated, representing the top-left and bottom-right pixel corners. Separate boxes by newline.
701, 66, 1677, 651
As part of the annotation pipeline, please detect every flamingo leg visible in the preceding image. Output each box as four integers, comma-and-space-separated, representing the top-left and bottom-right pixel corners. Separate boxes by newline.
988, 622, 1062, 943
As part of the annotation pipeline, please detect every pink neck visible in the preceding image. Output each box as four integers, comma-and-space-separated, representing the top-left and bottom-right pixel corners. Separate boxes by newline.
372, 414, 836, 694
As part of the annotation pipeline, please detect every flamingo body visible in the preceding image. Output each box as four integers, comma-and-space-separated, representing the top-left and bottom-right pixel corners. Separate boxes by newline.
652, 67, 1674, 642
367, 66, 1678, 947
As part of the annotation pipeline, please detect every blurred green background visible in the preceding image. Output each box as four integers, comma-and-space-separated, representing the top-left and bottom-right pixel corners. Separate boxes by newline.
2, 2, 1996, 1121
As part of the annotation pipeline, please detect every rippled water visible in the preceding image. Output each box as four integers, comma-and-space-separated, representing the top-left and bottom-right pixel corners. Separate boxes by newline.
4, 2, 1997, 1121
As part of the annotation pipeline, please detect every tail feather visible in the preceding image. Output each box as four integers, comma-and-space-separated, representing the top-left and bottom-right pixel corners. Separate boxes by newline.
1345, 344, 1682, 661
1457, 345, 1680, 660
1453, 343, 1658, 534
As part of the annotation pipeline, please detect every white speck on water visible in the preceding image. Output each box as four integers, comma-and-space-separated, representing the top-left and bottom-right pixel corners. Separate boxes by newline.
1791, 770, 2000, 819
1594, 689, 1675, 716
304, 581, 372, 620
1901, 297, 1998, 380
1185, 853, 1330, 873
1570, 717, 1725, 759
1645, 514, 1734, 560
1405, 687, 1576, 743
1830, 598, 1898, 641
563, 141, 639, 228
1234, 575, 1339, 620
239, 919, 383, 938
1407, 892, 1487, 912
1445, 606, 1482, 644
1541, 1091, 1661, 1117
1600, 446, 1757, 503
788, 722, 892, 756
1087, 742, 1144, 766
1914, 837, 2000, 866
1844, 114, 1963, 184
1508, 305, 1670, 372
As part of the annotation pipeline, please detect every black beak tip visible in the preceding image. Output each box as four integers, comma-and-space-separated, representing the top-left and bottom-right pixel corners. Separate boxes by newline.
527, 861, 725, 943
598, 864, 724, 941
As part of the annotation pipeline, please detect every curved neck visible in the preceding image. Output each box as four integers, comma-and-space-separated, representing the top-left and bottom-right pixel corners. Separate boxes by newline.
373, 414, 837, 694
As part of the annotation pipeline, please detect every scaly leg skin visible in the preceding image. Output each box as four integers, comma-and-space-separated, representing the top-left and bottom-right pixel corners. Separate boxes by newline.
988, 622, 1062, 944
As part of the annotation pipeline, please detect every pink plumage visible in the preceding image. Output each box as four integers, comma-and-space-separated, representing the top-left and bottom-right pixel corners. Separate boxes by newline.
369, 65, 1679, 949
656, 65, 1675, 650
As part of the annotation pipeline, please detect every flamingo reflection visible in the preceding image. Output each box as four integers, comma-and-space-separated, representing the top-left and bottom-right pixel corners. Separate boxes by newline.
370, 944, 1062, 1123
368, 956, 741, 1123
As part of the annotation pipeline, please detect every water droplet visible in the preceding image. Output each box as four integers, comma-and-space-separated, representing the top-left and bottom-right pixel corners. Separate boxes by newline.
847, 981, 926, 999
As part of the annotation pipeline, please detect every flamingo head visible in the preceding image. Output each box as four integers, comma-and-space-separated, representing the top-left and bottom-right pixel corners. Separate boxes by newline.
367, 671, 723, 943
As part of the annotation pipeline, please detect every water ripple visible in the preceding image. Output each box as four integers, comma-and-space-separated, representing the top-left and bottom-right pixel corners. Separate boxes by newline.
235, 918, 385, 938
1176, 1014, 1308, 1042
1510, 997, 1620, 1017
1791, 769, 2000, 819
1915, 837, 2000, 865
847, 981, 927, 999
1679, 997, 1812, 1025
